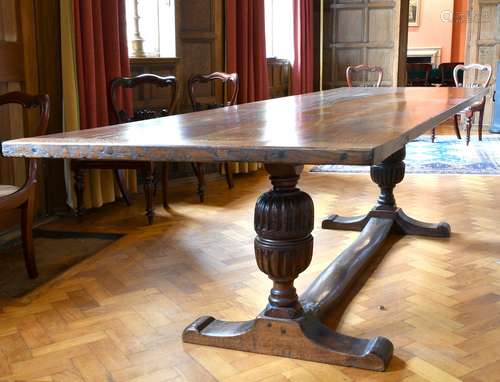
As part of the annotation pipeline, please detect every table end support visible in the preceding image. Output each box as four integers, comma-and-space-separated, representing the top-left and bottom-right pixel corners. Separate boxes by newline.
182, 164, 395, 371
322, 147, 451, 238
183, 313, 393, 372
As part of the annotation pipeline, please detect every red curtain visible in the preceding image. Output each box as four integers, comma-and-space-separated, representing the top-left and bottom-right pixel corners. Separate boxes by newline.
292, 0, 314, 95
73, 0, 132, 129
226, 0, 269, 103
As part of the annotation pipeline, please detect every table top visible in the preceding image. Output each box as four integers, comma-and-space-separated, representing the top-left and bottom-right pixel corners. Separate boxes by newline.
1, 87, 487, 165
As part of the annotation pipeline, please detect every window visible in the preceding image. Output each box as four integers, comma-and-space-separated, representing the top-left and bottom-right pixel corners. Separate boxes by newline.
125, 0, 176, 58
265, 0, 294, 62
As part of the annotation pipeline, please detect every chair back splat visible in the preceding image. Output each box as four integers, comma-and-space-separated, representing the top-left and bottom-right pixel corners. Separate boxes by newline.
188, 72, 239, 112
453, 64, 492, 89
110, 73, 177, 122
346, 65, 383, 88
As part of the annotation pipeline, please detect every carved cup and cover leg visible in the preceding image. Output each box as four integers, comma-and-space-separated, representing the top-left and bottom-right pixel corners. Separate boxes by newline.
323, 147, 451, 238
254, 164, 314, 319
183, 164, 394, 371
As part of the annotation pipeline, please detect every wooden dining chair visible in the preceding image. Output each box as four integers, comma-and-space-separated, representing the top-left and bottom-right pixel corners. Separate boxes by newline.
407, 63, 432, 87
0, 92, 49, 278
187, 72, 239, 202
346, 65, 383, 87
71, 74, 177, 224
432, 64, 492, 144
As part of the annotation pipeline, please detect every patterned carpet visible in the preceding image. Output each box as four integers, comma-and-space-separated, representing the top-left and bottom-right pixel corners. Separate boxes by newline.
311, 135, 500, 175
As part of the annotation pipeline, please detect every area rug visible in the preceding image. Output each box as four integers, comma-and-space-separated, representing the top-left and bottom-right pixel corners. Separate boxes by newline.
311, 135, 500, 175
0, 229, 122, 299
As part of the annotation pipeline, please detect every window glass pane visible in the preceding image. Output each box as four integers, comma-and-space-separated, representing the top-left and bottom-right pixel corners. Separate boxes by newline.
265, 0, 274, 56
139, 0, 160, 56
125, 0, 176, 58
158, 0, 176, 57
265, 0, 294, 62
125, 0, 137, 55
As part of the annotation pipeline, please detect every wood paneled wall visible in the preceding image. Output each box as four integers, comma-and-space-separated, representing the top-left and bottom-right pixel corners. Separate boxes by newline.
178, 0, 224, 111
465, 0, 499, 127
33, 0, 65, 214
267, 59, 291, 98
322, 0, 409, 88
0, 0, 37, 231
0, 0, 65, 233
0, 0, 34, 186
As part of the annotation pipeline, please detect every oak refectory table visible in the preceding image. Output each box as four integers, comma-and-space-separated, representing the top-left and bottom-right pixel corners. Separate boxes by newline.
1, 87, 487, 372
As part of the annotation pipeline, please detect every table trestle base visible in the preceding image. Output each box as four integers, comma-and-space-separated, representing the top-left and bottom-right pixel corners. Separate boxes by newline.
323, 148, 450, 238
183, 147, 450, 371
183, 313, 393, 371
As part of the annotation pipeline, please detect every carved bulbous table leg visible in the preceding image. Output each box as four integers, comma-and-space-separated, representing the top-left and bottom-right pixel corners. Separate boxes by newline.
322, 147, 450, 237
255, 164, 314, 319
183, 164, 394, 371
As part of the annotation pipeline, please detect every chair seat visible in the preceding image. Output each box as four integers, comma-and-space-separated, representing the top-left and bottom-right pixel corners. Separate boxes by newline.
0, 185, 20, 198
457, 100, 483, 115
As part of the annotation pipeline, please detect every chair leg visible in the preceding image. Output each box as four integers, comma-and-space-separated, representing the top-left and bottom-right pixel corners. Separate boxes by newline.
191, 162, 205, 203
153, 165, 160, 198
143, 163, 155, 225
162, 162, 169, 209
466, 114, 473, 146
431, 128, 436, 143
74, 167, 84, 216
113, 169, 131, 206
224, 162, 234, 189
454, 114, 462, 139
478, 109, 484, 142
20, 196, 37, 279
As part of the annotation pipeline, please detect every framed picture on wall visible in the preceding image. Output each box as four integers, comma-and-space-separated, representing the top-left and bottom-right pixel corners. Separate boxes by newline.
409, 0, 420, 26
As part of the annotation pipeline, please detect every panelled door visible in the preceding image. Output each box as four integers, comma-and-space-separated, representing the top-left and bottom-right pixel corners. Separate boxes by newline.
323, 0, 408, 88
466, 0, 500, 127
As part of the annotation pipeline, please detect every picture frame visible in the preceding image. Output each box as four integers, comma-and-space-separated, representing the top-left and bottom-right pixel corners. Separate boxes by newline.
409, 0, 420, 26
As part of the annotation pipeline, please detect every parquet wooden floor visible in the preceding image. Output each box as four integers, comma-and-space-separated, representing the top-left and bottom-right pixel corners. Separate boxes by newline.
0, 156, 499, 381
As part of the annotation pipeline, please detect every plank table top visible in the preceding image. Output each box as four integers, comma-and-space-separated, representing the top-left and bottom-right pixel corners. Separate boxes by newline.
1, 87, 487, 165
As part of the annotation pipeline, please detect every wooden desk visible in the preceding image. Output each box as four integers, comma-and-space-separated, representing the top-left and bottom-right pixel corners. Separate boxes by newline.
2, 87, 487, 372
